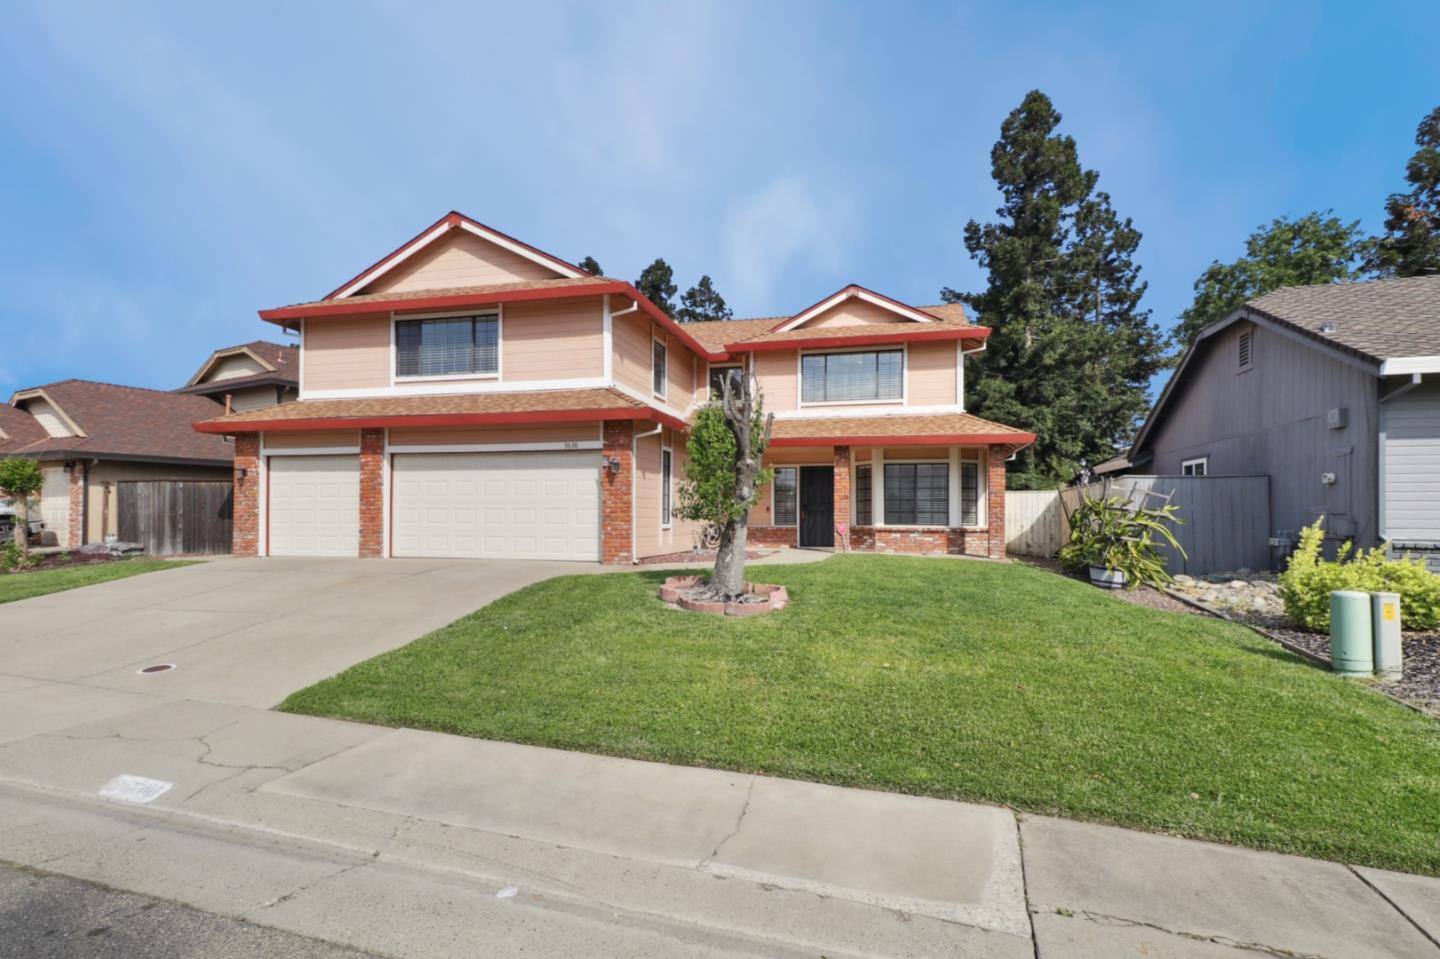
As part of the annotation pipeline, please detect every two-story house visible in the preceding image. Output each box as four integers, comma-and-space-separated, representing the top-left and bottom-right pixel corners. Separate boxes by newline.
195, 212, 1034, 563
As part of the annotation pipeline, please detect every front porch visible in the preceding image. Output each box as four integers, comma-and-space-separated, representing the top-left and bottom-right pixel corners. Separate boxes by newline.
747, 443, 1011, 560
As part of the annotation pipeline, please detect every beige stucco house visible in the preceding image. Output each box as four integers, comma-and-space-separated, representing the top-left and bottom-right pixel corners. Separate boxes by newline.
196, 211, 1035, 563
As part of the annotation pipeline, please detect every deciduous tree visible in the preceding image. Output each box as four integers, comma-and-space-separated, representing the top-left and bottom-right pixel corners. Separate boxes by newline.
0, 458, 44, 553
1366, 105, 1440, 278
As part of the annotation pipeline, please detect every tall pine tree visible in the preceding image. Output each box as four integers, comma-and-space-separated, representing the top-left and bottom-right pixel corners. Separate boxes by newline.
1366, 105, 1440, 277
577, 255, 604, 276
946, 90, 1162, 488
676, 275, 733, 323
635, 258, 678, 317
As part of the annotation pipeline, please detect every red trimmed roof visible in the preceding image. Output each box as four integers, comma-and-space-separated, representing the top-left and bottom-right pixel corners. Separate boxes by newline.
323, 211, 585, 300
193, 388, 687, 434
769, 412, 1034, 448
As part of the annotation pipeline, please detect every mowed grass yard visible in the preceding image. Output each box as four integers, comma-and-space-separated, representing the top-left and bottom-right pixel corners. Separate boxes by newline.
281, 554, 1440, 875
0, 558, 196, 604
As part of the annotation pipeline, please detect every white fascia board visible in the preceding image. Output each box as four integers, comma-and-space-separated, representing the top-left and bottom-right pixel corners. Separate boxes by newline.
772, 289, 937, 334
454, 220, 584, 279
1380, 356, 1440, 376
334, 221, 454, 299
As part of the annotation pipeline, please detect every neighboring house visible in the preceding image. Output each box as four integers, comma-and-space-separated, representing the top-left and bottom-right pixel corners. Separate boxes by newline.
1105, 275, 1440, 568
3, 381, 235, 551
194, 211, 1034, 563
178, 340, 299, 412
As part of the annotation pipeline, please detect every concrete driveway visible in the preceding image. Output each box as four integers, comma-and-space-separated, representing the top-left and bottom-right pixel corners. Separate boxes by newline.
0, 557, 599, 713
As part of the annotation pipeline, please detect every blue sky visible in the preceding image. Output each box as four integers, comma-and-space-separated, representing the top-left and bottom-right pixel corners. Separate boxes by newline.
2, 1, 1437, 395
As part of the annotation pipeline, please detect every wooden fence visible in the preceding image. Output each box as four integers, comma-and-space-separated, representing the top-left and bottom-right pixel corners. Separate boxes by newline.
117, 480, 233, 556
1007, 475, 1272, 575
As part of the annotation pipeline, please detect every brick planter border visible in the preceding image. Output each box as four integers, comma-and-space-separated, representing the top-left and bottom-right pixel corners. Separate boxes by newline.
659, 575, 789, 617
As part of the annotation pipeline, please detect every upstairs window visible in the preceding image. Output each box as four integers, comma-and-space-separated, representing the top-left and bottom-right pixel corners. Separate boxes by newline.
709, 365, 743, 399
653, 338, 668, 397
801, 349, 903, 404
1182, 457, 1208, 477
396, 314, 498, 378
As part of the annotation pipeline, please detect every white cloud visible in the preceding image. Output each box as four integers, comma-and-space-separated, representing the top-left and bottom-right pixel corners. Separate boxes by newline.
722, 176, 859, 306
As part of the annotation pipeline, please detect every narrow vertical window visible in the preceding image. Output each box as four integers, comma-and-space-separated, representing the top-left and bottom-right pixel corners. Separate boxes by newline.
653, 338, 668, 397
855, 464, 873, 525
661, 449, 673, 527
960, 461, 979, 526
773, 467, 798, 525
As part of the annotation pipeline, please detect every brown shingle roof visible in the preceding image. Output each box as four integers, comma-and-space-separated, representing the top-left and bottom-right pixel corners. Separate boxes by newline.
681, 304, 973, 351
770, 412, 1034, 446
10, 380, 234, 464
242, 340, 297, 370
0, 402, 47, 454
195, 388, 666, 432
279, 276, 614, 312
1245, 276, 1440, 362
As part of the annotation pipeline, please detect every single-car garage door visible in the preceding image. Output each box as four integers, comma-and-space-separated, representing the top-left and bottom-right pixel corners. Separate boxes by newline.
392, 451, 599, 560
268, 456, 360, 556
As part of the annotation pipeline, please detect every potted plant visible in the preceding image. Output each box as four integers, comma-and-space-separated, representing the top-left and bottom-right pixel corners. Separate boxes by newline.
1058, 488, 1186, 589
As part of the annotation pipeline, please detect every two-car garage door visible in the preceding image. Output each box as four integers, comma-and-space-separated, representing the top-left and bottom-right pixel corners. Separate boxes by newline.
267, 451, 599, 560
392, 452, 599, 560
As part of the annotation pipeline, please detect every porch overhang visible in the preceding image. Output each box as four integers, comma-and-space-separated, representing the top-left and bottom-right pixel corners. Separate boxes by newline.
766, 411, 1035, 450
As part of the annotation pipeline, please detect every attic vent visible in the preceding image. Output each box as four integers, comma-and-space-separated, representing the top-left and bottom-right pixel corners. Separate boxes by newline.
1319, 321, 1338, 334
1238, 330, 1253, 371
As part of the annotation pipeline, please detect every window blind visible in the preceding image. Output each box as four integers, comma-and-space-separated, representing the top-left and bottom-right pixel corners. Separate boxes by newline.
800, 350, 903, 403
883, 463, 948, 526
395, 315, 498, 377
773, 467, 798, 525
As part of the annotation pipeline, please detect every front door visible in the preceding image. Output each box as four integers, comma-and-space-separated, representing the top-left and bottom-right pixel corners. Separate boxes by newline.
799, 466, 834, 548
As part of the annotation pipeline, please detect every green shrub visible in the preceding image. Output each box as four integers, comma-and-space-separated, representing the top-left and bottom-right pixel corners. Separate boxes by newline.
1057, 488, 1186, 588
1278, 518, 1440, 631
1, 538, 35, 573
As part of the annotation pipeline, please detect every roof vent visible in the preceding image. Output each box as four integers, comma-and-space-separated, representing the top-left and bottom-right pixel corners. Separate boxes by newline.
1319, 322, 1338, 334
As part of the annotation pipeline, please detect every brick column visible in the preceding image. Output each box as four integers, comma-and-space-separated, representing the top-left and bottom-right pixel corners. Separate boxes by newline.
232, 434, 260, 556
832, 445, 851, 548
601, 420, 634, 564
66, 463, 85, 549
358, 429, 385, 558
987, 446, 1008, 560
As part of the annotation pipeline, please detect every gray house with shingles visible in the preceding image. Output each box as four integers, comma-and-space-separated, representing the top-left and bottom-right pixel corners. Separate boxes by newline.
1103, 275, 1440, 569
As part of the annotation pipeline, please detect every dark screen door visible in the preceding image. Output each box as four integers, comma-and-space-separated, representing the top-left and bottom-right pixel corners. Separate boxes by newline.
799, 467, 834, 548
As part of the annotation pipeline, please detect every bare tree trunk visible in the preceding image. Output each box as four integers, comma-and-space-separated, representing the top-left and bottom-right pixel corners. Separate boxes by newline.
710, 372, 773, 599
13, 497, 29, 554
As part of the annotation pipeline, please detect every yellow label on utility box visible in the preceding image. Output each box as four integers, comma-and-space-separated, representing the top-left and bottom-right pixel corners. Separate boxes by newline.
1383, 603, 1397, 621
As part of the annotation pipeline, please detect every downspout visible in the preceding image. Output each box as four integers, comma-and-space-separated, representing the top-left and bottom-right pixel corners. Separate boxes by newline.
632, 422, 663, 564
959, 342, 987, 412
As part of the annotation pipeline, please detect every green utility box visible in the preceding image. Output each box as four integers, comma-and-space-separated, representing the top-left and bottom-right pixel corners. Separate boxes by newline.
1372, 592, 1402, 681
1329, 590, 1374, 676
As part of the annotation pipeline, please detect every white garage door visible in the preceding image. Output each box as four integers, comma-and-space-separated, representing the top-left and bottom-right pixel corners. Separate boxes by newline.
392, 451, 599, 560
268, 456, 360, 557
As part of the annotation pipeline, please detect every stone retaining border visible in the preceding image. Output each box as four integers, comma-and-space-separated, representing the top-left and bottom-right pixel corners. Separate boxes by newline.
659, 575, 789, 617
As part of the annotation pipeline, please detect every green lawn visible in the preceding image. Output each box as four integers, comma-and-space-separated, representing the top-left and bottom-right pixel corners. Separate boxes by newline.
0, 558, 196, 604
281, 555, 1440, 875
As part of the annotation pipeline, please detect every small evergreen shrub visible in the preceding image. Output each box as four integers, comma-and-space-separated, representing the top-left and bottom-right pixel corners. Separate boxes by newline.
1278, 518, 1440, 632
1057, 488, 1186, 588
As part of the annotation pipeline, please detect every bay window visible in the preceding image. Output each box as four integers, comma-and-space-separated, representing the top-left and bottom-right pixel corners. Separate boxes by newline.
395, 314, 498, 378
800, 349, 903, 404
960, 460, 979, 526
854, 464, 872, 525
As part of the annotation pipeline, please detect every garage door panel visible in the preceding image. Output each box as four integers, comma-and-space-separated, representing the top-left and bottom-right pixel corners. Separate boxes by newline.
268, 456, 360, 557
392, 452, 599, 561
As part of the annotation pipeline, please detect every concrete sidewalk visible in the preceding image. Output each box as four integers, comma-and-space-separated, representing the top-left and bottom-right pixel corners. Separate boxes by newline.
0, 694, 1435, 958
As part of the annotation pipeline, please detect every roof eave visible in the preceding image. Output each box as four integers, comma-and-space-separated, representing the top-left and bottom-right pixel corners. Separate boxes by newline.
193, 405, 689, 435
770, 431, 1035, 447
729, 326, 991, 353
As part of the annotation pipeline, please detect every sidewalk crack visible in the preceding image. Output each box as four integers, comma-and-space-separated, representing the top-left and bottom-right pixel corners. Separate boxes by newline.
257, 860, 371, 911
1040, 907, 1328, 959
1348, 866, 1440, 952
697, 776, 755, 869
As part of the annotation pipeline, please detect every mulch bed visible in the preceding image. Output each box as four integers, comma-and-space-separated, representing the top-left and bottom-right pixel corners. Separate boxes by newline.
636, 548, 771, 566
1020, 557, 1440, 719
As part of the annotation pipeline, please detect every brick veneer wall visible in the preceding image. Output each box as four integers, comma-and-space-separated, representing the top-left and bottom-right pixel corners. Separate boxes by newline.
832, 446, 851, 548
987, 450, 1007, 560
748, 525, 797, 547
65, 463, 84, 549
232, 434, 260, 556
358, 429, 385, 558
601, 421, 634, 564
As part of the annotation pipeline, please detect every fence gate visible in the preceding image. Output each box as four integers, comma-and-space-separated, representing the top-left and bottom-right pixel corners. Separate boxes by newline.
117, 481, 233, 556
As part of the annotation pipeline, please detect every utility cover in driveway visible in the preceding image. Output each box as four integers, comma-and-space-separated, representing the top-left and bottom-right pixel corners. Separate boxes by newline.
391, 451, 599, 560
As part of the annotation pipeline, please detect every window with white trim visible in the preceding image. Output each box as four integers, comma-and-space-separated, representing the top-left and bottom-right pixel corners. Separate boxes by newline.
773, 467, 798, 526
395, 314, 498, 378
1182, 457, 1208, 477
960, 460, 980, 526
854, 464, 873, 525
884, 463, 948, 526
652, 337, 668, 397
708, 365, 742, 399
661, 448, 673, 527
800, 349, 903, 404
